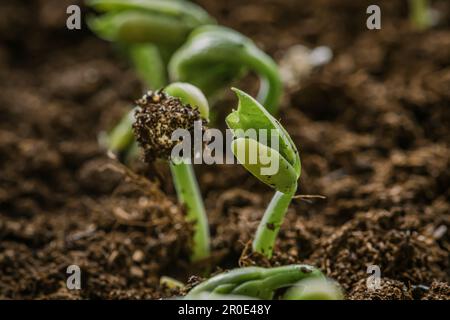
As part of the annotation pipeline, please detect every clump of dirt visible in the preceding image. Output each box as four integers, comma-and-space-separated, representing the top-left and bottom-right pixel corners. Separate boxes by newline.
1, 0, 449, 299
1, 158, 193, 299
311, 209, 448, 293
422, 281, 450, 300
133, 90, 204, 162
349, 278, 413, 300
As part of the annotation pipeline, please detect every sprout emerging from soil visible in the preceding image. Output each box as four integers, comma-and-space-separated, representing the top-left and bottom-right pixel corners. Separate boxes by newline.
133, 82, 210, 262
87, 0, 215, 156
87, 1, 281, 159
226, 89, 301, 258
186, 265, 325, 299
133, 90, 204, 162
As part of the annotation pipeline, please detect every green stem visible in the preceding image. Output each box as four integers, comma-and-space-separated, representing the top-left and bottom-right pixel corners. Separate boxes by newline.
129, 44, 167, 89
170, 161, 210, 261
104, 107, 136, 154
168, 26, 282, 115
106, 45, 166, 155
252, 186, 296, 258
242, 46, 282, 115
282, 278, 343, 300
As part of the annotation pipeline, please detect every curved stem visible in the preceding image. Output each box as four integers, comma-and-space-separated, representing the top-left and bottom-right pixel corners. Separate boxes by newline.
252, 186, 296, 258
243, 46, 282, 115
170, 161, 210, 261
168, 26, 282, 115
104, 107, 136, 154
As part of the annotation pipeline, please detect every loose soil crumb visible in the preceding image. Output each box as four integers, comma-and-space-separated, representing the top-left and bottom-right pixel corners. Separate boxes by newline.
349, 278, 413, 300
422, 281, 450, 300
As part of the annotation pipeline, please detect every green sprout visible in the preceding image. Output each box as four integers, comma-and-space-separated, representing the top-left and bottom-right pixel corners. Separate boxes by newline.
87, 0, 214, 47
87, 0, 281, 158
87, 0, 216, 155
87, 0, 215, 87
132, 82, 210, 262
409, 0, 432, 30
86, 0, 345, 300
226, 89, 301, 258
186, 265, 323, 299
169, 25, 282, 114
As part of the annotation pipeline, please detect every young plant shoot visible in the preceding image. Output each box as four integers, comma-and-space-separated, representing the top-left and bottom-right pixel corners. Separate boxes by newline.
87, 0, 215, 155
169, 25, 282, 114
226, 89, 301, 258
88, 1, 282, 157
186, 265, 323, 299
132, 82, 210, 262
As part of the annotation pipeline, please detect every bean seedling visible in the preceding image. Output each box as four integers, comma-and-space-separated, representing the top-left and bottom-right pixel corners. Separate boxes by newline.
87, 0, 214, 47
87, 0, 337, 297
87, 0, 283, 262
87, 0, 281, 157
132, 82, 210, 262
226, 89, 301, 258
186, 265, 332, 300
87, 0, 215, 155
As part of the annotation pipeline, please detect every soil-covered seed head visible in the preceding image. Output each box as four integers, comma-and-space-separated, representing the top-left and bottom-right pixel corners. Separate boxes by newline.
133, 90, 204, 162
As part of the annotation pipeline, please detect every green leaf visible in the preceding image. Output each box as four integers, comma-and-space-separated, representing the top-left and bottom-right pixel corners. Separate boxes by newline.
226, 88, 300, 178
87, 11, 192, 46
87, 0, 215, 26
187, 265, 324, 299
231, 138, 297, 193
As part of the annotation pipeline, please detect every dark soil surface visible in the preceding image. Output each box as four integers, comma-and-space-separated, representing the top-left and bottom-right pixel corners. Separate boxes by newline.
0, 0, 449, 299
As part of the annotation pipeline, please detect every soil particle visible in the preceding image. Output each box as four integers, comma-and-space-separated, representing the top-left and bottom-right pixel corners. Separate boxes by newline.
311, 210, 448, 292
422, 281, 450, 300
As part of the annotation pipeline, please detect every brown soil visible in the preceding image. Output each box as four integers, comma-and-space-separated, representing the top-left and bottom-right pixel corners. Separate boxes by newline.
0, 0, 449, 299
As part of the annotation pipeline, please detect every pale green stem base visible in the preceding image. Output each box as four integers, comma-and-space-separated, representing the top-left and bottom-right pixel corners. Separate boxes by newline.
282, 278, 343, 300
106, 44, 166, 156
170, 161, 210, 261
252, 187, 296, 258
105, 108, 136, 154
409, 0, 430, 30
